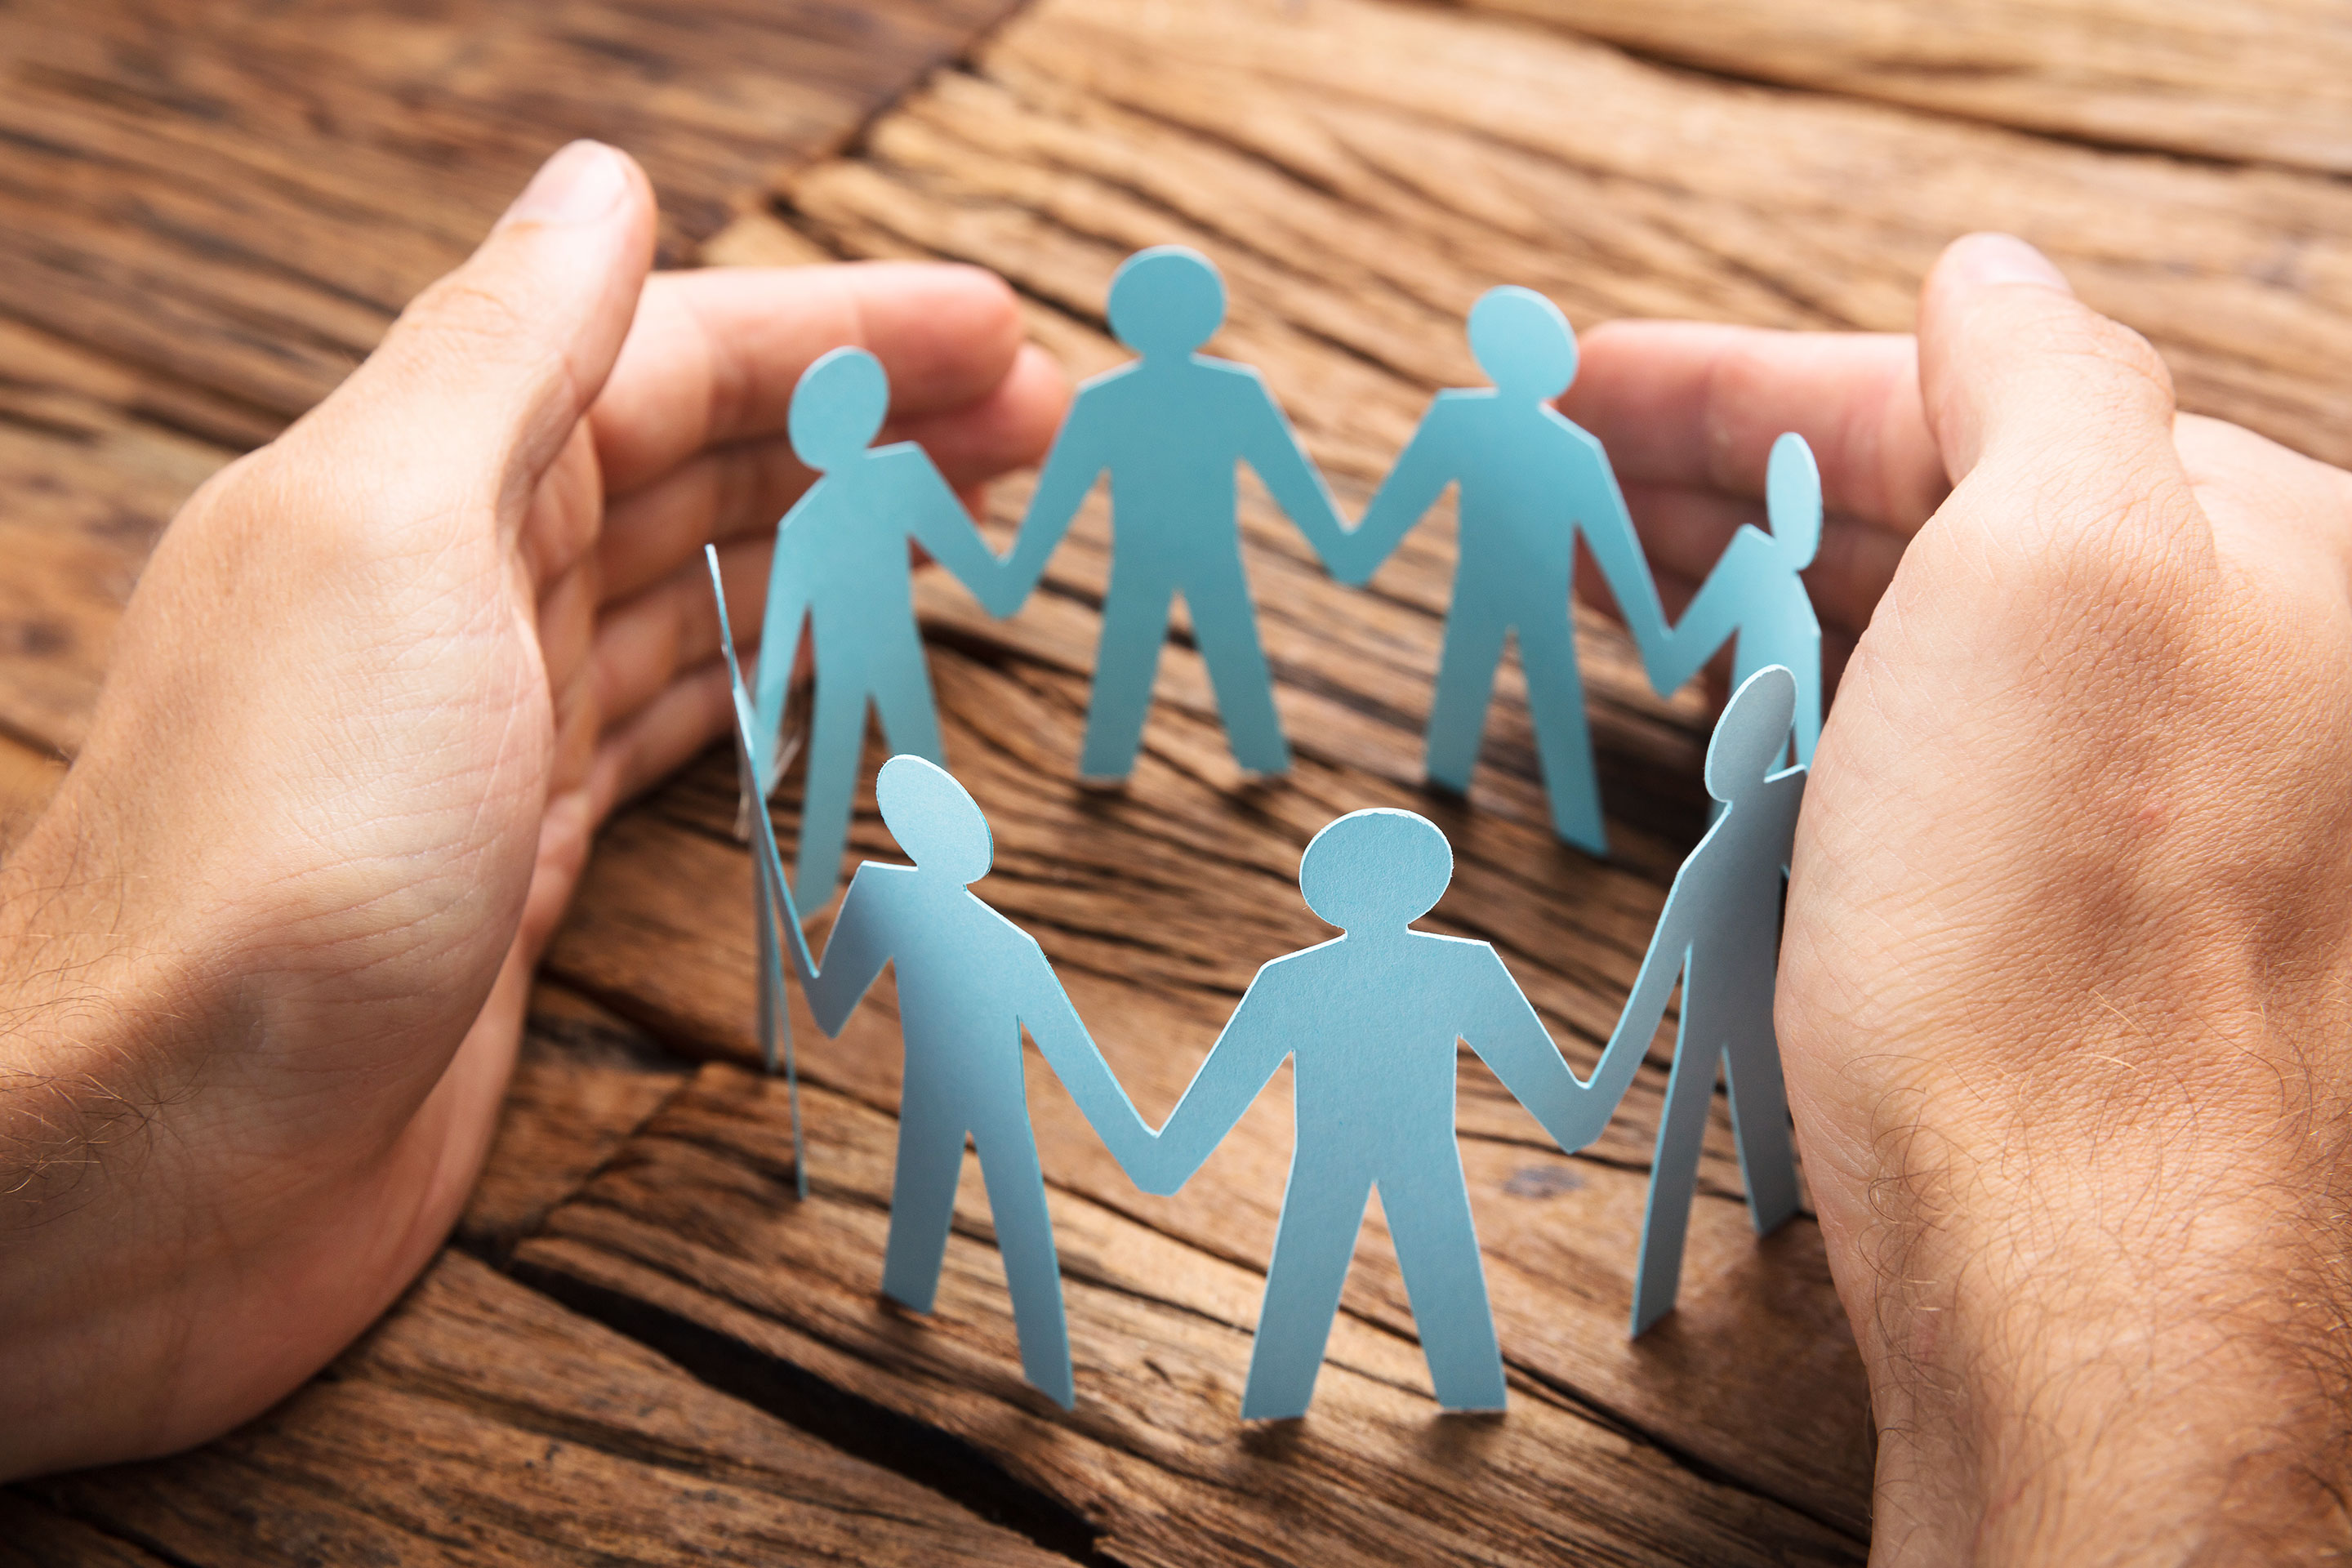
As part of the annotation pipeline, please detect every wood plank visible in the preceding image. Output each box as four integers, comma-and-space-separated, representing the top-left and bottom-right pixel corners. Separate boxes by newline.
1448, 0, 2352, 177
24, 1250, 1078, 1566
0, 0, 1025, 434
0, 1495, 174, 1567
515, 1062, 1862, 1566
773, 0, 2352, 473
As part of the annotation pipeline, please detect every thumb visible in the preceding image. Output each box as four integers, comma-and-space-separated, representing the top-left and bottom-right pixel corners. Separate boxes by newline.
314, 140, 657, 526
1919, 233, 2179, 494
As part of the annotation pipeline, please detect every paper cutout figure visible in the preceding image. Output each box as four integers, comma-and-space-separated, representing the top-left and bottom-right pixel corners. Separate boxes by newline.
1646, 433, 1824, 766
989, 246, 1349, 782
1332, 287, 1671, 855
1600, 664, 1806, 1336
707, 547, 811, 1196
789, 753, 1160, 1409
1126, 808, 1652, 1419
749, 345, 1015, 907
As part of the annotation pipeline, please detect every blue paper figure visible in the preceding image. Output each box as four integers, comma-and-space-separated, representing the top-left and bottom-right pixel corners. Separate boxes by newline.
750, 346, 1015, 907
708, 547, 809, 1196
1126, 808, 1654, 1419
1601, 665, 1806, 1336
1646, 433, 1824, 766
990, 246, 1350, 782
785, 751, 1159, 1409
1332, 287, 1672, 855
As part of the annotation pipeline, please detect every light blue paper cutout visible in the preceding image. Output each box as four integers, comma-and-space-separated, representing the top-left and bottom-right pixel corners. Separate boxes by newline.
708, 547, 811, 1198
1647, 433, 1824, 766
1601, 664, 1806, 1337
988, 246, 1349, 782
780, 752, 1161, 1410
1125, 808, 1655, 1419
749, 345, 1015, 908
1332, 287, 1673, 855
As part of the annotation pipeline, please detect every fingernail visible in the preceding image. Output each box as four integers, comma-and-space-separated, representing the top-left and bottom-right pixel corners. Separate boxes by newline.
1949, 232, 2072, 294
500, 140, 630, 229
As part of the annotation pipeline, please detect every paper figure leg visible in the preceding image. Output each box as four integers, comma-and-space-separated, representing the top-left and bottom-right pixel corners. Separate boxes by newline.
1380, 1161, 1507, 1411
880, 1091, 967, 1316
1423, 605, 1508, 795
1631, 1019, 1721, 1337
1078, 577, 1176, 780
792, 672, 871, 907
1723, 1022, 1801, 1237
1517, 612, 1606, 854
1241, 1164, 1375, 1419
870, 620, 947, 766
1183, 565, 1290, 776
972, 1116, 1076, 1408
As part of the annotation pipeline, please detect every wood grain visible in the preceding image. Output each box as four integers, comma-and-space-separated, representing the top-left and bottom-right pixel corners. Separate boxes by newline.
1451, 0, 2352, 176
25, 1250, 1075, 1566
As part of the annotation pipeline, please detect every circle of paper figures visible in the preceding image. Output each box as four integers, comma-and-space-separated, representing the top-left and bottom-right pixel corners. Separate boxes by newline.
706, 246, 1825, 1416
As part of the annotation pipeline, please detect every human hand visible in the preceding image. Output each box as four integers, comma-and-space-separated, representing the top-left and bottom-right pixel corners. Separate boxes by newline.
1582, 236, 2352, 1557
0, 141, 1064, 1479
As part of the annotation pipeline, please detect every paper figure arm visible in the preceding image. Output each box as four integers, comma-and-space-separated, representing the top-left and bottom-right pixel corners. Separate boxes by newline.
1126, 966, 1293, 1196
1566, 429, 1673, 672
902, 450, 1014, 608
1238, 374, 1351, 575
1014, 957, 1162, 1181
1334, 403, 1454, 586
1647, 531, 1759, 696
708, 546, 821, 981
801, 864, 893, 1036
1460, 942, 1664, 1154
993, 404, 1109, 615
748, 504, 816, 795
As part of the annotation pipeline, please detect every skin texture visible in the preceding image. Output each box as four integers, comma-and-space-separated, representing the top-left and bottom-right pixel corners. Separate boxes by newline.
1565, 235, 2352, 1562
0, 142, 1067, 1480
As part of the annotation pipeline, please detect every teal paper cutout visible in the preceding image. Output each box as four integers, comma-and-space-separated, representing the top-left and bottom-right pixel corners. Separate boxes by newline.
1601, 665, 1806, 1336
708, 547, 812, 1197
1125, 808, 1654, 1419
988, 247, 1349, 782
786, 751, 1160, 1409
1647, 433, 1824, 765
749, 345, 1015, 908
1332, 287, 1672, 855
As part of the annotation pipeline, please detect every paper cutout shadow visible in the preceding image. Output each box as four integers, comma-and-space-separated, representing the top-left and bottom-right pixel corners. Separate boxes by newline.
1333, 286, 1672, 854
1650, 433, 1824, 766
991, 246, 1349, 782
1125, 807, 1656, 1419
749, 345, 1016, 908
1601, 663, 1807, 1335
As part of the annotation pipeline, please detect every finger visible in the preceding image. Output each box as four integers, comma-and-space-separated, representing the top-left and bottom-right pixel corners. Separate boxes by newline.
303, 143, 656, 555
587, 659, 739, 825
594, 342, 1067, 603
593, 262, 1032, 495
591, 535, 771, 736
1564, 321, 1948, 537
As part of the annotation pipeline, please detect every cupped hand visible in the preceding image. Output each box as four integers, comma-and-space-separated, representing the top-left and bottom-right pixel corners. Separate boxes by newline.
1574, 238, 2352, 1559
0, 140, 1064, 1479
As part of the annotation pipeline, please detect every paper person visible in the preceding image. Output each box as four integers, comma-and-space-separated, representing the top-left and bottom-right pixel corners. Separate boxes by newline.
1601, 664, 1806, 1336
749, 345, 1017, 907
1331, 287, 1672, 855
708, 547, 810, 1194
789, 752, 1158, 1409
988, 246, 1349, 782
1646, 433, 1824, 765
1124, 808, 1653, 1419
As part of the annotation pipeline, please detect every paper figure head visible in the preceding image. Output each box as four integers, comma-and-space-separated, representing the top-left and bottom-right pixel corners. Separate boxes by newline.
1108, 246, 1227, 358
790, 345, 890, 472
1705, 665, 1798, 804
1766, 431, 1822, 570
1468, 286, 1577, 400
876, 754, 993, 884
1298, 808, 1454, 932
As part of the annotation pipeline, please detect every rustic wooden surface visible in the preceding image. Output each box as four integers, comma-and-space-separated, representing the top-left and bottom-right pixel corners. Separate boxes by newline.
6, 0, 2350, 1561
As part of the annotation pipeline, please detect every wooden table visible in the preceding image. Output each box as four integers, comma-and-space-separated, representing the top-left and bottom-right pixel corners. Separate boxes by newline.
4, 2, 2349, 1561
